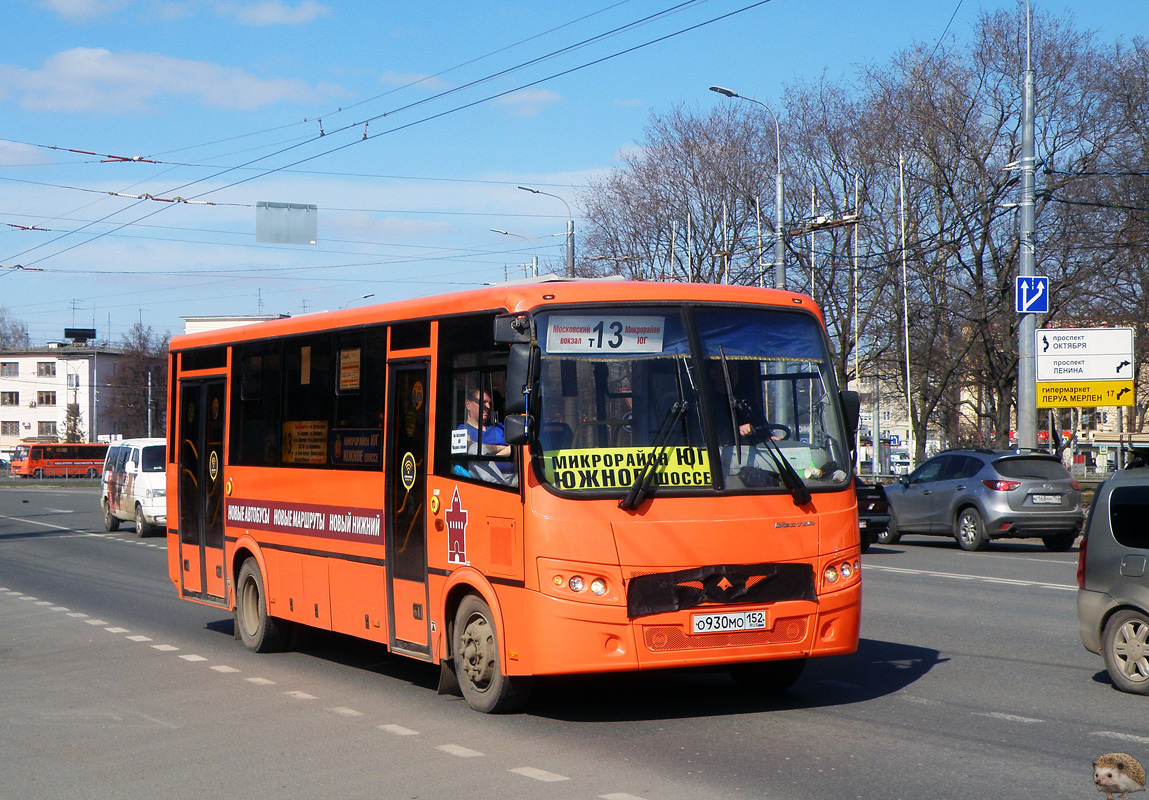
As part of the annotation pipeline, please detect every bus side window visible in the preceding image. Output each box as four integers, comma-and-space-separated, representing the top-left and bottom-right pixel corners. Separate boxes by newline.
448, 370, 517, 488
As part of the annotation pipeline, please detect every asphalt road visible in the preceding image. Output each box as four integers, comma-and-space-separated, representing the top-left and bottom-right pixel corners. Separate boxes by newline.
1, 482, 1145, 799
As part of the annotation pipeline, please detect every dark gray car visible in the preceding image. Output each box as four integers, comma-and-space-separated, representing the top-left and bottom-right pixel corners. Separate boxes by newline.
882, 449, 1083, 551
1077, 455, 1149, 694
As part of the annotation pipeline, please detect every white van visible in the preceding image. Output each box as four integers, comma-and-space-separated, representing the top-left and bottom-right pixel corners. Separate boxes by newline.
101, 438, 166, 537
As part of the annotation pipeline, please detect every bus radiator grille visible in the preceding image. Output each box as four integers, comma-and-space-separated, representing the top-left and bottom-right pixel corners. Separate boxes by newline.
641, 617, 807, 651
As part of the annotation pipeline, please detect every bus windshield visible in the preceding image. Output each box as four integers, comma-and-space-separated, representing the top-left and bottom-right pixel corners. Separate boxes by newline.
535, 305, 851, 497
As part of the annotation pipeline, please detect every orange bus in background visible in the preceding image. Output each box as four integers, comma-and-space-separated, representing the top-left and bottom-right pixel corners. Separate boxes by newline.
166, 280, 862, 713
11, 442, 109, 478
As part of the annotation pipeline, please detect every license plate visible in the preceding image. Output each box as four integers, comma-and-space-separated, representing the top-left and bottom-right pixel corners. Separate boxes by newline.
1032, 494, 1061, 504
691, 610, 767, 634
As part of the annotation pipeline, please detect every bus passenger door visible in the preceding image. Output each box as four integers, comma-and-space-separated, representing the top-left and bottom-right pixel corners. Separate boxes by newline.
177, 379, 228, 604
385, 362, 432, 658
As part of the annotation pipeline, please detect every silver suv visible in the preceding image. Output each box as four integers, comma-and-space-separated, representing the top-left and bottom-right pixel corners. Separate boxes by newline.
882, 449, 1083, 552
1077, 455, 1149, 694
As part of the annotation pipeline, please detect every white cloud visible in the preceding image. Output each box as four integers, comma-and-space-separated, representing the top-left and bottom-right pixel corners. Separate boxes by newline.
0, 141, 47, 167
37, 0, 131, 22
215, 0, 332, 25
494, 89, 562, 118
0, 48, 345, 113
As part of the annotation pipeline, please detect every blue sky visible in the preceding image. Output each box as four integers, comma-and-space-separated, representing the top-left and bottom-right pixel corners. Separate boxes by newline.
1, 0, 1143, 344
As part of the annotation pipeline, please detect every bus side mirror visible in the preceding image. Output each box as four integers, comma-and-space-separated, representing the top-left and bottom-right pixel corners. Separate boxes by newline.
504, 414, 530, 446
493, 313, 533, 344
840, 390, 860, 438
505, 343, 537, 415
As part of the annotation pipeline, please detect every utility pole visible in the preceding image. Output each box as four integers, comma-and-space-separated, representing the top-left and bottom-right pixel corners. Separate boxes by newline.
1017, 3, 1038, 451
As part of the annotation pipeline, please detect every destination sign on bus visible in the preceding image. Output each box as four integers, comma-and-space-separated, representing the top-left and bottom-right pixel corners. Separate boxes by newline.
544, 446, 710, 490
545, 315, 665, 354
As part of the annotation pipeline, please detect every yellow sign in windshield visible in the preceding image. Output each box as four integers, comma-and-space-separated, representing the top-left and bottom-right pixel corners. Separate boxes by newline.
544, 446, 711, 491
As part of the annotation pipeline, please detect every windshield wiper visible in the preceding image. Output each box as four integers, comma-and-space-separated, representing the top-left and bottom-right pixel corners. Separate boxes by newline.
619, 356, 689, 511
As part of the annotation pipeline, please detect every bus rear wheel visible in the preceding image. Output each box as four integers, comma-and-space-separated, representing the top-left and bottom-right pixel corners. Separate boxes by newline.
236, 557, 291, 653
453, 595, 531, 713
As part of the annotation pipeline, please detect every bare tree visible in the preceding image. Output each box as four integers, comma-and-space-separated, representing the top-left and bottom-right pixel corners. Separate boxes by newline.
0, 307, 30, 349
104, 323, 169, 439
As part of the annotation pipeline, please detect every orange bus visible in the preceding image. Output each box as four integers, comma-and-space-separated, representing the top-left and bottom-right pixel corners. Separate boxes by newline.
11, 442, 109, 478
166, 280, 862, 712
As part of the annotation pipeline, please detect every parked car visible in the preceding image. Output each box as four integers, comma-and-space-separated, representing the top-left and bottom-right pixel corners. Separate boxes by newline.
856, 476, 890, 553
883, 449, 1083, 551
100, 438, 166, 537
1077, 450, 1149, 694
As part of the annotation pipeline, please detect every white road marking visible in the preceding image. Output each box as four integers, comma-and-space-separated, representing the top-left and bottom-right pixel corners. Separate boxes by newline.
379, 724, 419, 736
438, 744, 484, 758
865, 563, 1075, 591
50, 606, 69, 611
1093, 731, 1149, 745
211, 666, 240, 673
285, 691, 317, 700
329, 707, 363, 717
511, 767, 568, 782
85, 619, 109, 625
104, 627, 129, 633
151, 644, 179, 652
973, 711, 1043, 724
67, 612, 88, 618
127, 635, 152, 642
601, 794, 651, 800
180, 655, 208, 662
246, 677, 276, 686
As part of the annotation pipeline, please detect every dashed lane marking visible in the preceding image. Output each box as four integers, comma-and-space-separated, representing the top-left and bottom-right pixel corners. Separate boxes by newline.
865, 563, 1075, 591
439, 744, 484, 758
973, 711, 1044, 724
512, 767, 569, 782
379, 724, 419, 736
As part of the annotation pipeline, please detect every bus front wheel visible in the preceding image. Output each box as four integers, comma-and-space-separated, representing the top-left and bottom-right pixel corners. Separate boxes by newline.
453, 595, 531, 713
236, 558, 291, 653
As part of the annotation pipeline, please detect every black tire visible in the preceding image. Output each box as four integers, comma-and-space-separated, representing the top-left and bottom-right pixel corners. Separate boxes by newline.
453, 594, 531, 713
1102, 609, 1149, 695
34, 468, 43, 479
235, 557, 292, 653
134, 505, 153, 538
86, 468, 98, 479
1042, 531, 1078, 552
103, 501, 120, 532
859, 529, 872, 554
876, 512, 900, 545
730, 658, 807, 692
954, 507, 989, 551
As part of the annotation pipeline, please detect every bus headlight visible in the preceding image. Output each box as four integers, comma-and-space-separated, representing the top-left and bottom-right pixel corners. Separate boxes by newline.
824, 565, 839, 583
568, 576, 585, 593
590, 578, 607, 596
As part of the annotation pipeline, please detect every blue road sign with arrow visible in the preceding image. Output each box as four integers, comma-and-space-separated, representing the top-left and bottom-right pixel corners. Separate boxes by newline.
1015, 276, 1049, 313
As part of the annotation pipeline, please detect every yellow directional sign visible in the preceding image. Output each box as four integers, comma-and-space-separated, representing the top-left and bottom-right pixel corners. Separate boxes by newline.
1037, 380, 1135, 408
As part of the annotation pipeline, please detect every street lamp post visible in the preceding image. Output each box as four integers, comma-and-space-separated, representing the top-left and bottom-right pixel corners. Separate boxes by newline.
491, 228, 538, 278
709, 86, 785, 290
341, 293, 375, 309
518, 186, 574, 277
